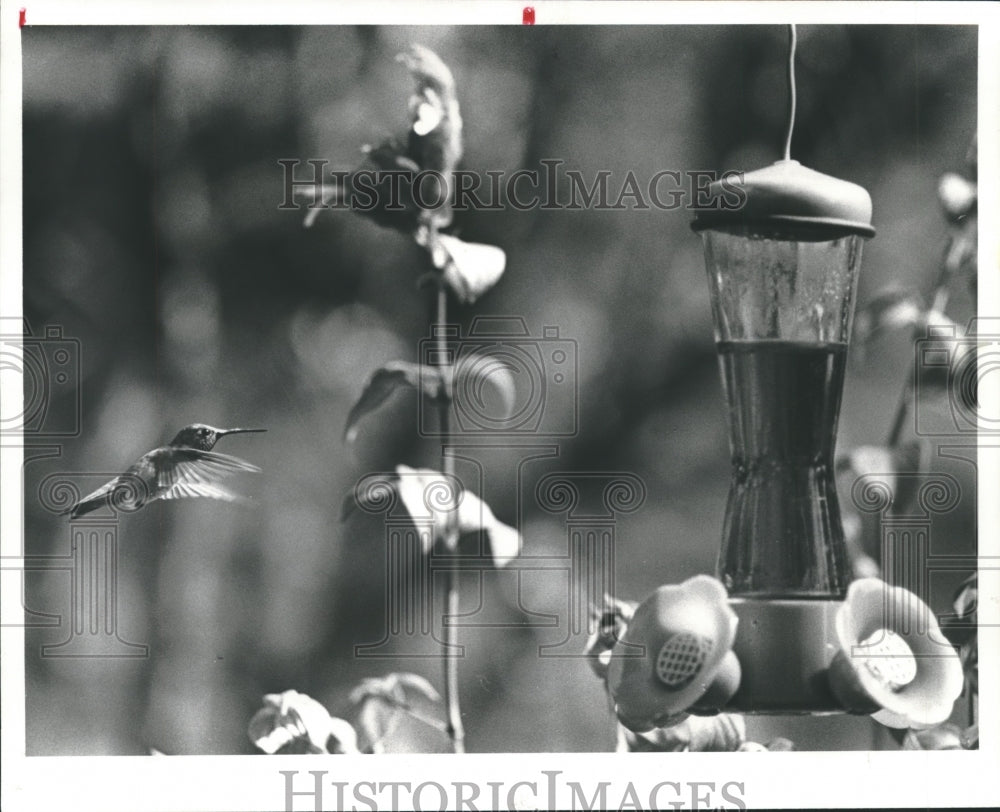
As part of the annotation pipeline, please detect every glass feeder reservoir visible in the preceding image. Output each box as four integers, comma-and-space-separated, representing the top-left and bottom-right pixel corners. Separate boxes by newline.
693, 159, 875, 712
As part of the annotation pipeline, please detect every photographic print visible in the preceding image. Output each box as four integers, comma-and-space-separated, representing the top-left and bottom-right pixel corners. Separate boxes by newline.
2, 3, 996, 810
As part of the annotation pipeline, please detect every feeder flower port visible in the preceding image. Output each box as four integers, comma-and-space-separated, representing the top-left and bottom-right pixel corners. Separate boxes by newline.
606, 575, 741, 732
827, 578, 964, 729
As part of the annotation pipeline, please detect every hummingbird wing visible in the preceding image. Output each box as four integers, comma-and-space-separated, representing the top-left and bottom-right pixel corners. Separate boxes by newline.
158, 481, 249, 504
154, 449, 261, 503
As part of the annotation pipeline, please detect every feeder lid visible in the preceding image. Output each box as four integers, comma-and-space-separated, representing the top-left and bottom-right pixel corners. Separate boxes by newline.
691, 160, 875, 239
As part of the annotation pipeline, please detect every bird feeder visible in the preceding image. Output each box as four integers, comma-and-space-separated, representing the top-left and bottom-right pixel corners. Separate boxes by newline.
603, 28, 962, 732
690, 30, 875, 712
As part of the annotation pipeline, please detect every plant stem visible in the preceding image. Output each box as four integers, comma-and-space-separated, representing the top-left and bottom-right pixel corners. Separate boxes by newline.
435, 282, 465, 754
967, 678, 975, 728
885, 375, 913, 448
885, 280, 952, 449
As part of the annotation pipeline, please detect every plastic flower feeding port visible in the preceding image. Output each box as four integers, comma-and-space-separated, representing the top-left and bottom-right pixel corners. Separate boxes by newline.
691, 26, 876, 713
600, 26, 966, 734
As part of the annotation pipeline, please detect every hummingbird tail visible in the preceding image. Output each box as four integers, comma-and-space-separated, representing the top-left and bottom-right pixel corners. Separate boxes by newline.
62, 476, 140, 520
65, 497, 103, 520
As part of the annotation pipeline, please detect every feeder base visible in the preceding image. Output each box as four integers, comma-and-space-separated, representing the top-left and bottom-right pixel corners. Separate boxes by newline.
724, 597, 844, 714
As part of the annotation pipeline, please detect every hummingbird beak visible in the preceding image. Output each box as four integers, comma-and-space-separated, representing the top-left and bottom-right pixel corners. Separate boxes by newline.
220, 428, 267, 436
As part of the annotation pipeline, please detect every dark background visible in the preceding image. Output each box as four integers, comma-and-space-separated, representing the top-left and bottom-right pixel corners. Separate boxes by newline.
21, 24, 976, 753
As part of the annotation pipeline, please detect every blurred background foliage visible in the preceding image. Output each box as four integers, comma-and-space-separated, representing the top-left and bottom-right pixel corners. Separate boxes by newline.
22, 24, 976, 754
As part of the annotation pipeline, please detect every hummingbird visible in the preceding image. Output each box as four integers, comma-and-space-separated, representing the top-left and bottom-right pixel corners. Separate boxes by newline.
64, 424, 266, 519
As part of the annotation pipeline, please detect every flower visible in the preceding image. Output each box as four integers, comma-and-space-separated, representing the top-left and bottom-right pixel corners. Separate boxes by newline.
606, 575, 741, 732
623, 713, 746, 752
349, 672, 445, 752
349, 672, 441, 708
248, 690, 358, 754
827, 578, 964, 729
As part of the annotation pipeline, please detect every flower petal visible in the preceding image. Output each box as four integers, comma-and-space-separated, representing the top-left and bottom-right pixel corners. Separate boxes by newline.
248, 690, 356, 754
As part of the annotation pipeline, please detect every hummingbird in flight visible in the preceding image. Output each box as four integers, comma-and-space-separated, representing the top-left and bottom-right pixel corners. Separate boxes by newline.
64, 424, 266, 519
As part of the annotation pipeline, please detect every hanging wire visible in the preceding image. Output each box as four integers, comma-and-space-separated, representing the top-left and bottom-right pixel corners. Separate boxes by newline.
783, 24, 797, 161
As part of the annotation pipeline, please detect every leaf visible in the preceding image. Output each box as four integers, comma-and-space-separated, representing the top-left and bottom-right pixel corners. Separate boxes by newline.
395, 465, 522, 566
248, 690, 358, 755
853, 290, 926, 349
837, 444, 895, 479
941, 572, 977, 649
953, 572, 977, 621
456, 490, 521, 567
326, 717, 360, 754
902, 723, 963, 750
487, 521, 521, 567
837, 440, 927, 515
350, 672, 441, 709
340, 472, 397, 523
959, 639, 977, 693
363, 140, 422, 175
299, 182, 347, 229
625, 714, 746, 752
395, 465, 458, 551
397, 44, 463, 175
354, 696, 394, 753
392, 673, 441, 703
344, 362, 444, 444
453, 353, 517, 423
914, 322, 977, 400
340, 489, 359, 523
937, 172, 977, 222
432, 234, 507, 305
944, 222, 978, 282
350, 673, 448, 752
412, 97, 444, 136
